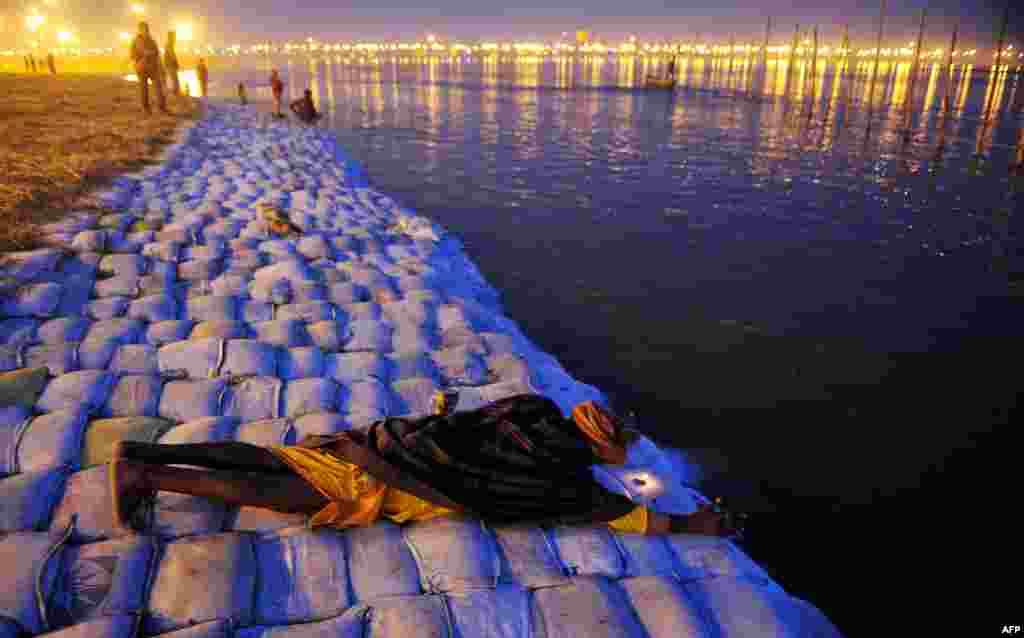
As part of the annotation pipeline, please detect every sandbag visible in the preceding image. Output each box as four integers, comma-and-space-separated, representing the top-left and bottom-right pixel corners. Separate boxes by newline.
234, 418, 294, 447
178, 259, 223, 282
240, 299, 275, 323
226, 506, 307, 534
94, 276, 141, 298
0, 282, 63, 317
158, 338, 223, 379
446, 587, 532, 638
30, 614, 138, 638
292, 412, 350, 439
98, 254, 147, 278
0, 367, 49, 409
146, 320, 194, 346
0, 468, 66, 532
251, 320, 310, 348
78, 339, 121, 370
235, 614, 363, 638
25, 343, 79, 376
664, 536, 778, 589
682, 579, 800, 638
128, 294, 179, 322
109, 345, 159, 376
619, 576, 712, 638
187, 295, 239, 322
36, 370, 116, 414
344, 319, 392, 352
144, 534, 257, 634
251, 527, 353, 625
0, 532, 67, 636
402, 517, 500, 593
37, 317, 92, 344
344, 302, 382, 321
17, 407, 88, 472
221, 340, 278, 378
85, 297, 131, 321
158, 379, 228, 423
339, 379, 393, 424
433, 345, 490, 386
279, 347, 325, 380
365, 595, 448, 638
82, 416, 174, 467
83, 319, 144, 345
325, 351, 388, 384
277, 302, 336, 323
391, 377, 440, 418
345, 521, 422, 602
221, 377, 283, 422
548, 525, 626, 579
613, 533, 680, 579
0, 318, 39, 345
283, 378, 339, 418
191, 320, 252, 340
306, 320, 347, 352
48, 465, 130, 544
327, 282, 370, 306
491, 525, 570, 590
101, 368, 163, 419
531, 576, 647, 638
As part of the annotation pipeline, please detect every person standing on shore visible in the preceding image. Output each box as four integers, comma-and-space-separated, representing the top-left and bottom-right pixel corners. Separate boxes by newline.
290, 88, 321, 123
47, 53, 56, 75
237, 82, 248, 105
164, 31, 181, 97
270, 69, 284, 118
197, 58, 209, 97
24, 55, 31, 72
130, 21, 168, 115
29, 55, 37, 73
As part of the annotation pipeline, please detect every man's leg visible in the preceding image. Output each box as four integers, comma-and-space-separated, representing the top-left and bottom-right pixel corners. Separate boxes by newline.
111, 457, 328, 528
152, 67, 168, 112
140, 73, 151, 113
117, 440, 291, 473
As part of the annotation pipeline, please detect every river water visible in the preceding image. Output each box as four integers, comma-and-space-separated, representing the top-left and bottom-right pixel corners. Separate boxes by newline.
218, 55, 1021, 629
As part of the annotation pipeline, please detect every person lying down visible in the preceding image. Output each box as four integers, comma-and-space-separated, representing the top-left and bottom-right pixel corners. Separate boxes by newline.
110, 393, 737, 536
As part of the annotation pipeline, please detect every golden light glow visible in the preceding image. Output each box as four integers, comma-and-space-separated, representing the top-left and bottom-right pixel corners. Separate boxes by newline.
26, 13, 45, 32
56, 29, 72, 43
175, 22, 194, 42
118, 31, 132, 41
130, 4, 145, 15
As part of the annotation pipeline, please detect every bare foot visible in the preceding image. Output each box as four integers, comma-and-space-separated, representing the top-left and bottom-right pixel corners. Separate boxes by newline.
109, 454, 154, 531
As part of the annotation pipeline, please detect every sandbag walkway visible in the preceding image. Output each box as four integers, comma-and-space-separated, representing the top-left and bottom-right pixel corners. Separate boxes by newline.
0, 104, 841, 638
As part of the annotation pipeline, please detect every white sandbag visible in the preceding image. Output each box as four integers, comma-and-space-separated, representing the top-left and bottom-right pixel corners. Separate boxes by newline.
190, 320, 252, 340
102, 375, 163, 417
0, 469, 66, 532
159, 416, 238, 444
548, 525, 626, 579
531, 576, 647, 638
226, 507, 307, 534
32, 614, 137, 638
339, 379, 393, 423
158, 379, 228, 423
446, 587, 532, 638
403, 517, 500, 593
491, 525, 570, 590
306, 321, 347, 353
158, 338, 223, 379
178, 259, 223, 282
98, 254, 148, 278
0, 532, 67, 636
0, 248, 63, 281
251, 527, 353, 624
345, 521, 422, 602
221, 377, 283, 422
277, 301, 336, 323
182, 242, 226, 262
84, 319, 144, 345
240, 299, 275, 323
251, 320, 310, 348
253, 259, 315, 285
618, 576, 712, 638
142, 241, 182, 262
445, 380, 534, 413
1, 283, 63, 317
49, 465, 129, 544
292, 282, 328, 304
389, 352, 441, 383
278, 347, 325, 380
296, 235, 335, 261
187, 295, 239, 322
484, 353, 532, 386
128, 294, 179, 322
365, 595, 448, 638
146, 320, 194, 346
211, 274, 252, 298
391, 378, 440, 418
144, 533, 257, 634
221, 340, 278, 377
613, 534, 680, 579
293, 412, 350, 439
109, 344, 159, 376
682, 579, 799, 638
0, 318, 40, 345
249, 278, 292, 305
431, 345, 490, 386
76, 339, 120, 370
344, 319, 392, 352
327, 350, 387, 385
37, 317, 92, 344
85, 297, 131, 321
665, 536, 778, 589
344, 302, 382, 321
390, 323, 438, 354
283, 378, 339, 418
94, 276, 141, 298
25, 343, 79, 376
234, 418, 294, 447
257, 240, 297, 259
37, 371, 116, 414
327, 282, 370, 305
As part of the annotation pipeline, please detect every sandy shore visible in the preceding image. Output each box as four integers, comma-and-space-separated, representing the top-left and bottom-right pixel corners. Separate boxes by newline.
0, 73, 199, 252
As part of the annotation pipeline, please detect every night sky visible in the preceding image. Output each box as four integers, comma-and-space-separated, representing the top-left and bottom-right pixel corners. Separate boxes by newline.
2, 0, 1021, 50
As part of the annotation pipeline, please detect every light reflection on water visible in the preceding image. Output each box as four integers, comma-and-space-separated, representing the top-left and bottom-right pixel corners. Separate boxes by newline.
223, 57, 1022, 508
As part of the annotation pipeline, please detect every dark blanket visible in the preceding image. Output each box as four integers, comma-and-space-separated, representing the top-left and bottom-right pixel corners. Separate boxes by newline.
307, 394, 636, 526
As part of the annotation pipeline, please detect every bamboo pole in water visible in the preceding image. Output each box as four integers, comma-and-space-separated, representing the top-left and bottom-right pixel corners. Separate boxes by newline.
906, 9, 927, 108
942, 23, 959, 112
984, 6, 1009, 118
868, 0, 887, 105
763, 17, 772, 67
809, 26, 819, 111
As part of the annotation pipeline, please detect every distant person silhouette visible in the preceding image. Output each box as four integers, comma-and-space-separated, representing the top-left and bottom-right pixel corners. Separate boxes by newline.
164, 31, 181, 96
290, 89, 321, 124
238, 82, 248, 105
270, 69, 285, 118
130, 21, 168, 115
24, 55, 31, 72
197, 58, 209, 97
47, 53, 56, 75
30, 56, 37, 73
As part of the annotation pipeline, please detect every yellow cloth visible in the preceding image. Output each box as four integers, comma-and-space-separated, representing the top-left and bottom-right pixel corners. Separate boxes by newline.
269, 400, 650, 534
